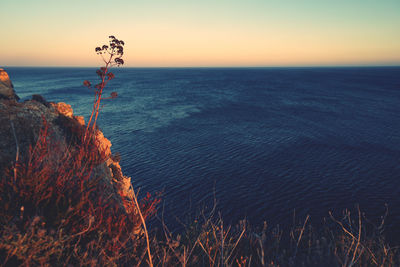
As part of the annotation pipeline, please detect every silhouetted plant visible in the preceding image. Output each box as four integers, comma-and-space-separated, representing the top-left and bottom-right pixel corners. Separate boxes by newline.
83, 35, 124, 139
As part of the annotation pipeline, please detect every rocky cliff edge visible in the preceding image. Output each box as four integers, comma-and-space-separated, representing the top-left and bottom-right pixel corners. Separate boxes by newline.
0, 68, 135, 215
0, 68, 19, 101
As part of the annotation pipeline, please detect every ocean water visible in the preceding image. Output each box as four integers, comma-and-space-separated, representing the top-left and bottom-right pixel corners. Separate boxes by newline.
6, 67, 400, 242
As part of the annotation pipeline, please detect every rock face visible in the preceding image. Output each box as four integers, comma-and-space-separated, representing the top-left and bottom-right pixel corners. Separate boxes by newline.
0, 69, 135, 214
0, 68, 19, 101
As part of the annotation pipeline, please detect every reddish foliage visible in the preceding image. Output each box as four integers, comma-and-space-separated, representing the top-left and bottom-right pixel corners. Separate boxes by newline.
0, 117, 159, 265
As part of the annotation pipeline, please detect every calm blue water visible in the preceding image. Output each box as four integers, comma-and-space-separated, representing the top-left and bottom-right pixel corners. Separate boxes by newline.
6, 67, 400, 241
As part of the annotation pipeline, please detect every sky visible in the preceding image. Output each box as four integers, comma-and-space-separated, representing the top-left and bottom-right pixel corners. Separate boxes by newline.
1, 0, 399, 67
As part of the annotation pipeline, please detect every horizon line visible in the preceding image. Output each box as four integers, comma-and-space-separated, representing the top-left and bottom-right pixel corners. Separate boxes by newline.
3, 64, 400, 69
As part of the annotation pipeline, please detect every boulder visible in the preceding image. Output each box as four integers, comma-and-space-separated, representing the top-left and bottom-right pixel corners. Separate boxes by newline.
51, 102, 74, 118
0, 68, 19, 101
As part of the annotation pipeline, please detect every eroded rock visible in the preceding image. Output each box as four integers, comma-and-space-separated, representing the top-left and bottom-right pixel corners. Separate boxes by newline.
0, 68, 19, 101
51, 102, 73, 118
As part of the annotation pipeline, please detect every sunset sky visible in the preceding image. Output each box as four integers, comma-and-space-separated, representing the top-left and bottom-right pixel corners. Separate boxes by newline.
1, 0, 399, 67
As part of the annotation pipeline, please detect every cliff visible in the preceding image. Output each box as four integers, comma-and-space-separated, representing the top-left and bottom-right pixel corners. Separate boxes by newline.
0, 69, 135, 213
0, 68, 156, 265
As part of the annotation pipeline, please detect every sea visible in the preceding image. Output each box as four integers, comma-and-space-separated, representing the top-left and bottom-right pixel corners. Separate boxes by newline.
5, 67, 400, 243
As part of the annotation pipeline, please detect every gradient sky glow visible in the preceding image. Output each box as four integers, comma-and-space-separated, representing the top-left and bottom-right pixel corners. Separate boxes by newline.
1, 0, 399, 67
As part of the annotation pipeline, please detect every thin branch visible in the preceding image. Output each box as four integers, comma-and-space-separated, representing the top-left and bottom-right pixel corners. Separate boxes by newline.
129, 184, 153, 267
225, 225, 246, 264
350, 207, 363, 265
297, 215, 310, 248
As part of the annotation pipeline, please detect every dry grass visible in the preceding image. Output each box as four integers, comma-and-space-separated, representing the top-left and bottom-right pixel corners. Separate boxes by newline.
0, 118, 159, 266
142, 199, 399, 267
